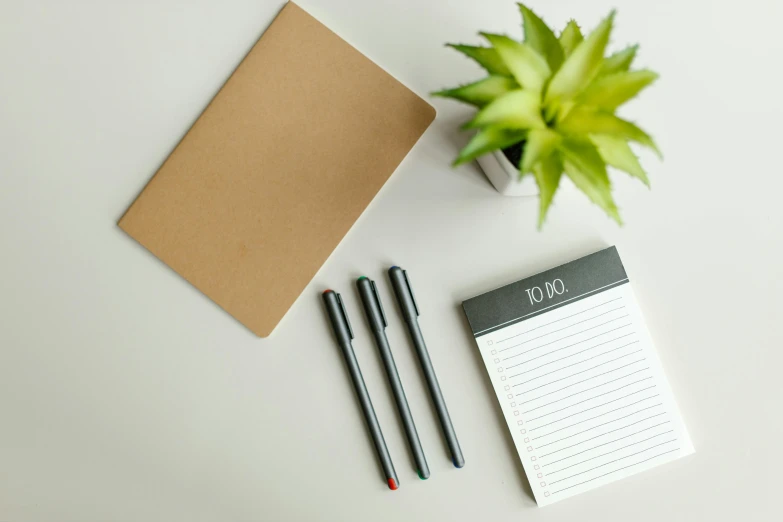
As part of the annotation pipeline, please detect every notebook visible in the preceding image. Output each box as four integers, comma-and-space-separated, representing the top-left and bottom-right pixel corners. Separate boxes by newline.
462, 247, 693, 506
118, 2, 435, 337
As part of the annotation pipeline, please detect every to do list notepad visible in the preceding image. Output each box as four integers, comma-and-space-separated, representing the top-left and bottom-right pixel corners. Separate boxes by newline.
463, 247, 693, 506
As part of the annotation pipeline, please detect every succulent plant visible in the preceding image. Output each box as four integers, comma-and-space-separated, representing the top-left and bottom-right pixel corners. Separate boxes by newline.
435, 4, 660, 227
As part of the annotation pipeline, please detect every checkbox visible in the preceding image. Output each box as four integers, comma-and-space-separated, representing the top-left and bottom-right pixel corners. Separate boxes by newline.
517, 420, 523, 425
520, 428, 526, 434
527, 446, 533, 452
534, 464, 539, 470
507, 394, 513, 399
510, 402, 516, 407
524, 437, 529, 443
497, 367, 503, 372
494, 358, 500, 363
537, 472, 543, 478
540, 482, 546, 487
544, 491, 550, 497
491, 349, 497, 355
501, 376, 506, 381
504, 385, 510, 391
514, 410, 520, 416
487, 340, 493, 345
531, 456, 536, 461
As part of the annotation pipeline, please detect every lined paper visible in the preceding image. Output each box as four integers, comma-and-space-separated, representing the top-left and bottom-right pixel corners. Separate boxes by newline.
463, 248, 693, 506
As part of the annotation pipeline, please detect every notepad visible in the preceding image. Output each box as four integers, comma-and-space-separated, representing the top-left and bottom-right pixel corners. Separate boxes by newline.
462, 247, 693, 506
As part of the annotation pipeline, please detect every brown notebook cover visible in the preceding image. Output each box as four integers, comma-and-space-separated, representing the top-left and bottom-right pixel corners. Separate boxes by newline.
119, 2, 435, 337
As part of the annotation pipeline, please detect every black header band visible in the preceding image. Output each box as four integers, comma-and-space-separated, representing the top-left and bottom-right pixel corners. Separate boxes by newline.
462, 247, 629, 337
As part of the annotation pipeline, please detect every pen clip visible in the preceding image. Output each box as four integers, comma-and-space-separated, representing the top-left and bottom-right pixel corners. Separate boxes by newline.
403, 270, 419, 317
371, 280, 387, 328
336, 292, 354, 339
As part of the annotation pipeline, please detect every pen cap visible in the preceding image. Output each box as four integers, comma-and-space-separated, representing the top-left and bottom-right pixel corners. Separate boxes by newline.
322, 290, 354, 342
357, 277, 387, 330
388, 266, 419, 323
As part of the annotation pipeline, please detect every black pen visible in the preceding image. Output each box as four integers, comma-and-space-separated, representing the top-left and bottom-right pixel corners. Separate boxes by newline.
322, 289, 400, 490
388, 267, 465, 468
357, 276, 430, 480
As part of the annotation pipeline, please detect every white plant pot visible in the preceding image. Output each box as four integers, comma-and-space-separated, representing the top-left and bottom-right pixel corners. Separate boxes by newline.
476, 148, 539, 197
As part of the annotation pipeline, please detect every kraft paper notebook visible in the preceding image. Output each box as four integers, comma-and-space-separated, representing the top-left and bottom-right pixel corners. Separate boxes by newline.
462, 247, 693, 506
119, 2, 435, 337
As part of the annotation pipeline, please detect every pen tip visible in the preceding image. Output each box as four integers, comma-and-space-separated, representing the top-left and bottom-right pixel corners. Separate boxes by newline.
390, 266, 399, 270
323, 289, 333, 295
387, 478, 398, 490
357, 276, 368, 281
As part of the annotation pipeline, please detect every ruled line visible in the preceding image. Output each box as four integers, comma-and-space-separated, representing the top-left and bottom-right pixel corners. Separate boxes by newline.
523, 373, 651, 414
503, 316, 630, 360
474, 280, 629, 335
508, 339, 638, 379
538, 420, 670, 459
496, 297, 623, 343
505, 328, 634, 369
520, 368, 650, 406
551, 448, 680, 494
533, 403, 662, 442
513, 351, 643, 388
545, 433, 675, 475
542, 429, 674, 468
498, 306, 625, 351
534, 411, 665, 450
530, 394, 659, 432
549, 444, 679, 486
525, 378, 654, 420
527, 384, 657, 423
518, 359, 645, 399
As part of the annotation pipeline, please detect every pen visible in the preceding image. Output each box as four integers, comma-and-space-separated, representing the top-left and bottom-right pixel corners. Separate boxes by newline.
357, 276, 430, 480
388, 267, 465, 468
322, 289, 399, 490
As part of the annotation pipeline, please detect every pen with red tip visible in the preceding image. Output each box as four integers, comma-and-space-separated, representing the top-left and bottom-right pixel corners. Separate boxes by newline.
322, 289, 400, 491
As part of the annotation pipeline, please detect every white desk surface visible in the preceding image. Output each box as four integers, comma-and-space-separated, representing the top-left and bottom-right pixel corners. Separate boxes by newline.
2, 0, 781, 520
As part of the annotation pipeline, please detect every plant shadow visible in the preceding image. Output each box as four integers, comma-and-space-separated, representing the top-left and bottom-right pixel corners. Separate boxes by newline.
433, 111, 497, 193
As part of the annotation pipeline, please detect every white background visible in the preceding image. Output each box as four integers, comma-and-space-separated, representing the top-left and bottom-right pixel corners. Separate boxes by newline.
1, 0, 781, 520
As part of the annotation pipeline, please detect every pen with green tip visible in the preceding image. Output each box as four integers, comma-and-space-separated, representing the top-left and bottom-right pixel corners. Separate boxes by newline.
357, 276, 430, 480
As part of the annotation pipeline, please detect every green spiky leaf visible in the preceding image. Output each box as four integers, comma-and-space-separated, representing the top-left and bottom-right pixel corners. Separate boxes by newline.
557, 106, 661, 157
454, 127, 527, 166
521, 128, 561, 173
563, 160, 622, 224
481, 33, 551, 92
559, 138, 610, 185
559, 20, 583, 58
600, 45, 639, 76
465, 89, 546, 130
579, 70, 659, 111
590, 134, 649, 186
435, 8, 660, 228
446, 44, 512, 76
518, 3, 564, 72
546, 12, 615, 106
532, 152, 563, 227
433, 76, 519, 108
560, 139, 621, 223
